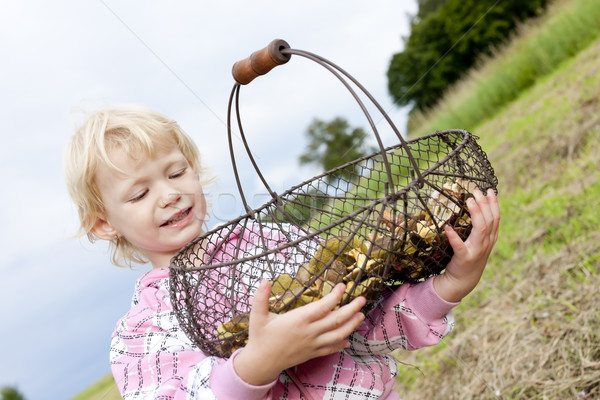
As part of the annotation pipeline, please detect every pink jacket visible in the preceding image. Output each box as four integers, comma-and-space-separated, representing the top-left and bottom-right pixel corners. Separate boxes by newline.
110, 225, 458, 399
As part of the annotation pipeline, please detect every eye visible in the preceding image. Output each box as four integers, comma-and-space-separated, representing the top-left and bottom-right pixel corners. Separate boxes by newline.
129, 189, 148, 202
169, 168, 187, 179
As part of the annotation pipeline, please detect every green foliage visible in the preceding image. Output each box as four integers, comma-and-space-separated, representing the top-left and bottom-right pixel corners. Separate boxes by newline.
70, 374, 122, 400
0, 387, 25, 400
413, 0, 447, 23
387, 0, 549, 113
299, 117, 375, 183
262, 188, 329, 227
408, 0, 600, 137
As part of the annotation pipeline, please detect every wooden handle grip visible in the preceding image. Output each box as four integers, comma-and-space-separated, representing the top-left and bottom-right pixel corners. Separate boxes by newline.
232, 39, 291, 85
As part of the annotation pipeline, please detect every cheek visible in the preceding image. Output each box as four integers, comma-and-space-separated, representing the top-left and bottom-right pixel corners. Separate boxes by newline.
195, 192, 207, 222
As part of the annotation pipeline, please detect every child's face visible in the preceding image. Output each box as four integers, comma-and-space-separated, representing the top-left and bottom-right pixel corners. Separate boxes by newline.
92, 144, 206, 267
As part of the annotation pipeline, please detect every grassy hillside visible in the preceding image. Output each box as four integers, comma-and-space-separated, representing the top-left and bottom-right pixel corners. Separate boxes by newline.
393, 0, 600, 398
407, 0, 600, 138
75, 1, 600, 398
71, 374, 120, 400
394, 39, 600, 399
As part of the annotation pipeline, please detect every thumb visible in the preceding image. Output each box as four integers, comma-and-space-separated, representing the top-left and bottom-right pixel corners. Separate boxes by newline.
445, 224, 466, 254
249, 279, 271, 326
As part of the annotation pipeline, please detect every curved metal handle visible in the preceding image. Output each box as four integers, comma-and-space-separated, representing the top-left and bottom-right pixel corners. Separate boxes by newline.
232, 39, 292, 85
227, 39, 426, 216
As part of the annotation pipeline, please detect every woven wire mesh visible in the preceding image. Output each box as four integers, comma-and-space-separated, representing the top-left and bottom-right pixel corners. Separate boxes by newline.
170, 128, 498, 358
169, 41, 498, 358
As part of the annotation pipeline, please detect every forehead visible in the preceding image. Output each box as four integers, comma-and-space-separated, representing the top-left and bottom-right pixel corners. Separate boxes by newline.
102, 133, 178, 170
105, 130, 175, 162
95, 144, 185, 185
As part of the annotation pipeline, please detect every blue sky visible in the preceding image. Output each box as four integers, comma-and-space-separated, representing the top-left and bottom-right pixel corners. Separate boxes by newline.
0, 1, 417, 398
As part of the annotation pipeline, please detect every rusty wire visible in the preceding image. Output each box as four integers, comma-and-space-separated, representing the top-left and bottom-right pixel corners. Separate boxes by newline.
169, 44, 498, 358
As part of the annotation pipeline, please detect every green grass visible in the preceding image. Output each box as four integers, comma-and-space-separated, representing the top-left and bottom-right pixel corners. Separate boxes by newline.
408, 0, 600, 137
394, 0, 600, 396
70, 374, 121, 400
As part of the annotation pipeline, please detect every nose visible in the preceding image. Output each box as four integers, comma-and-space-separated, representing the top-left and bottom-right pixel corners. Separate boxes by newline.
159, 187, 182, 208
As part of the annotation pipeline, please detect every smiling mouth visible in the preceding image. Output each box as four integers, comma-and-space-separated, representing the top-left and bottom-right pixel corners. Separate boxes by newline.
161, 207, 192, 227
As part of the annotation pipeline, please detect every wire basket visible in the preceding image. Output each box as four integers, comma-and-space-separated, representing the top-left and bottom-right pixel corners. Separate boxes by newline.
169, 39, 498, 358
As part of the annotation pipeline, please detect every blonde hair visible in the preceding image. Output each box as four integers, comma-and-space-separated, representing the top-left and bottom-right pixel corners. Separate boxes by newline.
64, 104, 211, 267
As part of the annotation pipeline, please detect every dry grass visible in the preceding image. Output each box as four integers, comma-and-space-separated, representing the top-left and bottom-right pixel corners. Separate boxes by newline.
393, 25, 600, 400
457, 250, 598, 398
395, 240, 600, 400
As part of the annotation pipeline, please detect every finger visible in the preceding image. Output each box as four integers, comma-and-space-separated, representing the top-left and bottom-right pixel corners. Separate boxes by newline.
332, 295, 366, 325
314, 309, 365, 352
314, 337, 352, 356
481, 189, 497, 221
301, 283, 346, 322
473, 189, 492, 226
249, 279, 271, 327
313, 295, 366, 333
486, 189, 501, 241
467, 193, 487, 238
445, 224, 466, 254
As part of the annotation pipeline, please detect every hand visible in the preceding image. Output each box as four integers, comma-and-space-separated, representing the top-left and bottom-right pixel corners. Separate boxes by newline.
433, 188, 500, 303
233, 280, 366, 385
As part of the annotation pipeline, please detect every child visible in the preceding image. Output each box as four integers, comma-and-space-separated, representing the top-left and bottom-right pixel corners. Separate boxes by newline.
64, 104, 500, 399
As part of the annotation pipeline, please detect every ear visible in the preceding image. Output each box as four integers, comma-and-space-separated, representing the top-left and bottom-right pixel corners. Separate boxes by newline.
91, 215, 119, 241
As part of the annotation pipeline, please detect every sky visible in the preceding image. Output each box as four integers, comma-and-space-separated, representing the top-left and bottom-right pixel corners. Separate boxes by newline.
0, 1, 418, 399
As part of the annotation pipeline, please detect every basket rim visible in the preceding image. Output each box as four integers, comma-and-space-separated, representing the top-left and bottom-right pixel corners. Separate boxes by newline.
170, 129, 474, 270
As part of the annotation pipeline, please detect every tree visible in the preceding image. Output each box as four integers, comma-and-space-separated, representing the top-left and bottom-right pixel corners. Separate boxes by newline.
1, 386, 26, 400
299, 117, 376, 183
413, 0, 447, 23
388, 0, 550, 113
264, 188, 328, 227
